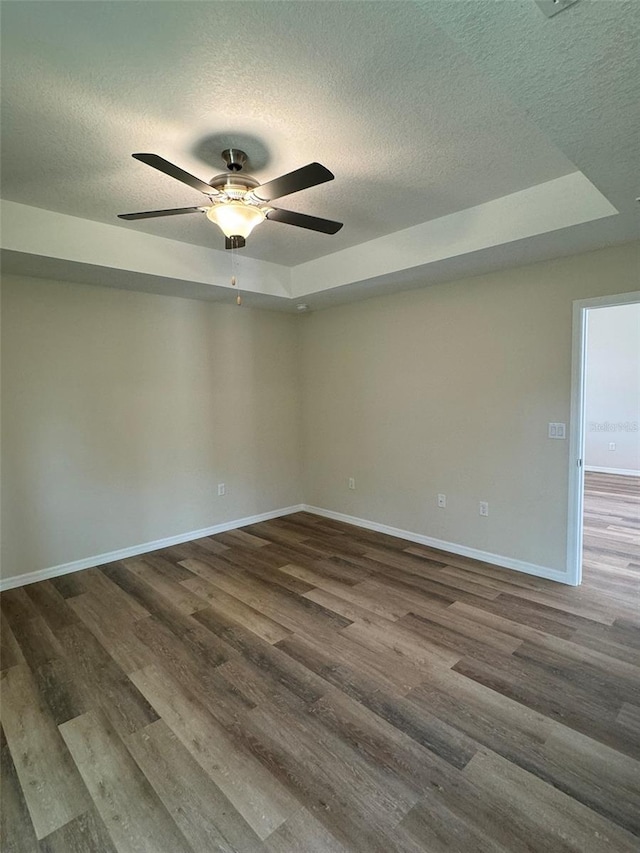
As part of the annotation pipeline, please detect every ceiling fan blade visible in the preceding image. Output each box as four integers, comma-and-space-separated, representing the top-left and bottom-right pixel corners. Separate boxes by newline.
118, 207, 204, 220
253, 163, 334, 201
132, 153, 218, 196
266, 207, 343, 234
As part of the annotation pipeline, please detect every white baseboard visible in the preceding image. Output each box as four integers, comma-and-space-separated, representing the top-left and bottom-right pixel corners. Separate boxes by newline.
0, 505, 305, 592
0, 500, 573, 591
302, 505, 573, 585
585, 466, 640, 477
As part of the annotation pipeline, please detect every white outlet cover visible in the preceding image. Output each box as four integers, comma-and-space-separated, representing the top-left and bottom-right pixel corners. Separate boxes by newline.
548, 423, 566, 439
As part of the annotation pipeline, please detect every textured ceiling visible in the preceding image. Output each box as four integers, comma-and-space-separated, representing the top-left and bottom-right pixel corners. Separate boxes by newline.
426, 0, 640, 220
1, 0, 576, 266
1, 0, 638, 285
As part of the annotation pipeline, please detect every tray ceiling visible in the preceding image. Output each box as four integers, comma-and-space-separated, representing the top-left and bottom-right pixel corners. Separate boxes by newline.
1, 1, 638, 307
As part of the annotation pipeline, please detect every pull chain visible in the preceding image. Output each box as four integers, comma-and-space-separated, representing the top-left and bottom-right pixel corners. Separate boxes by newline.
230, 245, 242, 306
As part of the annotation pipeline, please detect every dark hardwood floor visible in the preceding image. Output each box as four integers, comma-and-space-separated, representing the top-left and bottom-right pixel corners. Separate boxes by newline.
1, 476, 639, 851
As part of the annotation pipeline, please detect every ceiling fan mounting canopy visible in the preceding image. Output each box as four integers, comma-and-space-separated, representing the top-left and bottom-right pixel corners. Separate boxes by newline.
118, 148, 343, 249
221, 148, 248, 172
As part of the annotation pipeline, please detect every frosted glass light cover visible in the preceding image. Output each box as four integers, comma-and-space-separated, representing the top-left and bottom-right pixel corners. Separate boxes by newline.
206, 202, 265, 238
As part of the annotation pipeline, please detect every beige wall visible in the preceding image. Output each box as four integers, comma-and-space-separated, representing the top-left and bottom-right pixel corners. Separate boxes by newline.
300, 241, 640, 575
2, 241, 639, 584
585, 303, 640, 472
1, 276, 302, 580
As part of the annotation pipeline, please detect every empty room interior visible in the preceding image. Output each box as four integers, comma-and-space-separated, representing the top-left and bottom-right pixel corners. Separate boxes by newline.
1, 2, 639, 852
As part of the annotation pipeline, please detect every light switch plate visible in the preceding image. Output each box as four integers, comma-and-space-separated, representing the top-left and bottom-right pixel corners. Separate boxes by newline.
548, 423, 566, 439
536, 0, 579, 18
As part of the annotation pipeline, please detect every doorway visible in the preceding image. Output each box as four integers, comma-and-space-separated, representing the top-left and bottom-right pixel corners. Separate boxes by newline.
567, 292, 640, 585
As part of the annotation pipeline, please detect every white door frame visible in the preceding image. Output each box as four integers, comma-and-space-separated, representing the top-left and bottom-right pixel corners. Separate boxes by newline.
566, 289, 640, 586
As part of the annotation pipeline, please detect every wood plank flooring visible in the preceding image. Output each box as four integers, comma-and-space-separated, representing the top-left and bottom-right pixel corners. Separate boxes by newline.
1, 475, 638, 851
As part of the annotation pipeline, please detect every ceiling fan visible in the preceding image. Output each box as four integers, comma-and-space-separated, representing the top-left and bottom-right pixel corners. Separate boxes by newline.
118, 148, 343, 249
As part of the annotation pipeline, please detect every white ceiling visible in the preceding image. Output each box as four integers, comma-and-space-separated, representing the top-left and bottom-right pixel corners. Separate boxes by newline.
1, 0, 638, 307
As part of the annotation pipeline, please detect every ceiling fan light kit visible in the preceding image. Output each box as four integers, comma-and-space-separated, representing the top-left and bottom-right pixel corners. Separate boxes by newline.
206, 202, 266, 243
118, 148, 343, 249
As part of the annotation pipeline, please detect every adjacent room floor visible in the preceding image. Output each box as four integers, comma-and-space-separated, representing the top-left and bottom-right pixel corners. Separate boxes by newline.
1, 497, 638, 852
583, 470, 639, 585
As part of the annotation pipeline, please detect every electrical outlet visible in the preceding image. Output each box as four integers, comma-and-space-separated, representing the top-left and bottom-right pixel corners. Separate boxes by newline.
479, 501, 489, 517
548, 423, 566, 439
437, 494, 446, 508
348, 477, 356, 490
217, 483, 225, 496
